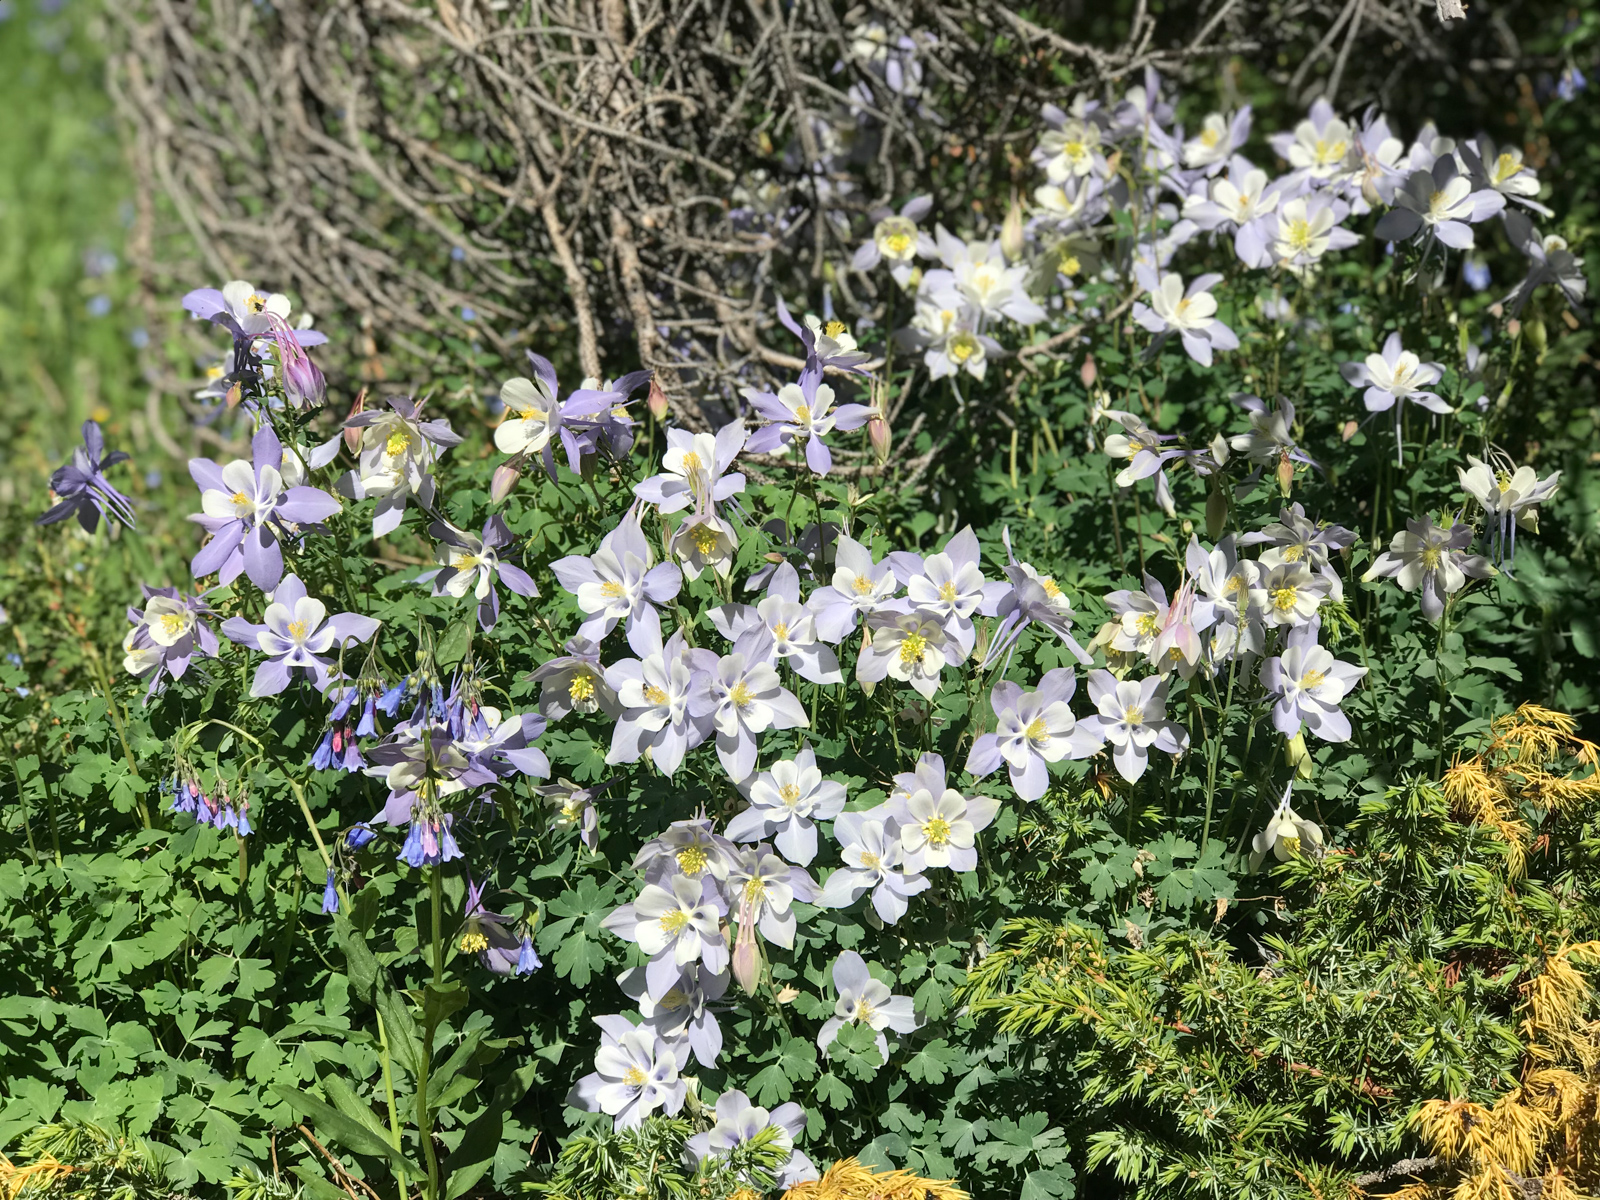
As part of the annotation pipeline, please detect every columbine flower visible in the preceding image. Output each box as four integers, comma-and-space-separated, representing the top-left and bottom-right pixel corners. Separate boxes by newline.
1340, 332, 1451, 459
1250, 562, 1329, 629
857, 607, 950, 698
189, 424, 341, 591
1502, 210, 1587, 315
1034, 110, 1107, 183
885, 752, 999, 873
634, 815, 737, 886
707, 652, 808, 782
1461, 135, 1550, 214
1362, 514, 1495, 622
744, 368, 872, 476
1182, 159, 1281, 268
1270, 99, 1353, 184
966, 669, 1092, 801
427, 515, 539, 631
726, 844, 816, 949
922, 228, 1046, 326
805, 534, 900, 644
340, 395, 462, 537
620, 962, 728, 1069
567, 1018, 686, 1130
897, 299, 1000, 381
1248, 782, 1324, 872
37, 420, 135, 533
537, 778, 605, 850
816, 812, 929, 924
633, 421, 747, 515
1230, 396, 1318, 492
715, 563, 843, 684
1183, 108, 1252, 172
603, 872, 729, 1001
121, 585, 219, 701
669, 500, 741, 583
887, 526, 1004, 661
852, 195, 936, 287
985, 528, 1094, 669
1269, 194, 1358, 275
220, 573, 380, 696
775, 297, 872, 374
1458, 455, 1561, 569
726, 749, 847, 866
1375, 157, 1505, 250
459, 878, 539, 976
1238, 503, 1355, 600
530, 637, 620, 720
604, 628, 715, 777
815, 951, 919, 1062
495, 354, 562, 457
552, 514, 683, 656
1076, 670, 1189, 783
1260, 620, 1366, 743
685, 1090, 815, 1188
182, 280, 321, 341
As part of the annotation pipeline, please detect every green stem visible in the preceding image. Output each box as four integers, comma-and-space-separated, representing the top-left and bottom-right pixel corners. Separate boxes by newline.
1200, 651, 1241, 855
376, 1012, 409, 1200
9, 752, 40, 868
418, 867, 444, 1200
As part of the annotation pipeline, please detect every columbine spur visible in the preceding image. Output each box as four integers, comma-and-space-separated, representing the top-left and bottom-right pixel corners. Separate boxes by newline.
38, 420, 136, 534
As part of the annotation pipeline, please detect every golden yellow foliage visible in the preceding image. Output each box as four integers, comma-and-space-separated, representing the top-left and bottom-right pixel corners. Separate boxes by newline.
780, 1157, 969, 1200
0, 1154, 73, 1200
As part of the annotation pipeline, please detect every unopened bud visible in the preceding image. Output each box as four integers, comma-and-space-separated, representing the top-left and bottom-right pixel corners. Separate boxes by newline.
868, 409, 891, 464
1506, 318, 1521, 339
1276, 452, 1295, 498
1080, 354, 1097, 388
1208, 432, 1230, 468
1525, 318, 1547, 353
343, 388, 368, 453
1000, 191, 1026, 263
490, 456, 524, 504
732, 904, 761, 995
647, 376, 670, 422
1340, 419, 1358, 443
857, 625, 876, 696
1285, 730, 1314, 780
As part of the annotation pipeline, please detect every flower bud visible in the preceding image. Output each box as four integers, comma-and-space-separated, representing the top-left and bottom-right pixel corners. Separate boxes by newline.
343, 388, 368, 453
490, 456, 524, 504
647, 376, 670, 423
281, 342, 326, 411
1525, 318, 1547, 353
1285, 730, 1315, 780
857, 625, 876, 697
1340, 419, 1358, 443
1276, 452, 1295, 498
732, 901, 761, 995
1000, 191, 1026, 263
1080, 354, 1097, 388
868, 409, 891, 464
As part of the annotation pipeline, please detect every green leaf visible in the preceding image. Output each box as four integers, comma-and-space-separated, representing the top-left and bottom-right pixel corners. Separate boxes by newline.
271, 1085, 425, 1181
903, 1038, 962, 1086
443, 1064, 538, 1200
814, 1072, 853, 1110
436, 618, 473, 668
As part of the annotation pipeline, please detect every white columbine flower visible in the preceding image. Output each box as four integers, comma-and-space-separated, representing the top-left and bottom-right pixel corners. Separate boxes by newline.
815, 951, 920, 1063
1248, 782, 1324, 872
885, 752, 999, 873
725, 748, 847, 865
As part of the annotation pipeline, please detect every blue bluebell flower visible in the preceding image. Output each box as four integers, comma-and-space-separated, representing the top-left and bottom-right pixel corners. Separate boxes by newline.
321, 868, 339, 914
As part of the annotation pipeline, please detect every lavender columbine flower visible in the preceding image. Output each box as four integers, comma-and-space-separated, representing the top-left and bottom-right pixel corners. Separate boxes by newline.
668, 499, 741, 583
1362, 514, 1495, 622
1250, 562, 1330, 629
552, 514, 683, 656
816, 812, 929, 924
1132, 267, 1238, 367
428, 515, 539, 631
619, 963, 728, 1069
494, 353, 562, 458
603, 629, 716, 778
38, 420, 135, 533
743, 367, 872, 476
603, 873, 729, 1000
633, 422, 747, 515
714, 563, 843, 684
922, 228, 1047, 327
121, 585, 220, 701
806, 534, 900, 643
634, 815, 737, 886
898, 300, 1000, 382
529, 638, 621, 720
182, 280, 323, 343
1269, 194, 1359, 275
985, 528, 1094, 669
685, 1090, 815, 1188
815, 951, 919, 1062
1260, 620, 1367, 743
340, 395, 462, 537
537, 778, 606, 850
1182, 108, 1252, 173
1181, 159, 1280, 268
887, 526, 1005, 661
965, 669, 1091, 801
189, 425, 341, 591
725, 748, 846, 866
726, 844, 816, 949
1458, 454, 1561, 570
775, 296, 873, 374
567, 1017, 686, 1130
851, 195, 936, 286
1076, 670, 1189, 783
1501, 210, 1587, 316
1229, 396, 1318, 491
885, 752, 1000, 873
857, 607, 950, 699
1340, 332, 1449, 467
707, 652, 809, 782
459, 878, 538, 976
220, 573, 381, 696
1374, 156, 1505, 250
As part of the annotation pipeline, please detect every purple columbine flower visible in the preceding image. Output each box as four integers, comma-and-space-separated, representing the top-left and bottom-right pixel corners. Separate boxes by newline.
1362, 513, 1495, 622
712, 562, 843, 685
633, 815, 737, 886
816, 811, 929, 924
851, 194, 935, 287
725, 747, 846, 866
340, 395, 463, 537
182, 280, 325, 344
188, 424, 341, 591
38, 420, 135, 533
1374, 156, 1506, 251
1132, 266, 1239, 367
775, 295, 873, 374
551, 513, 683, 656
1076, 670, 1190, 783
529, 637, 620, 721
743, 365, 872, 476
1340, 332, 1450, 466
602, 872, 729, 1001
619, 962, 728, 1069
856, 606, 951, 699
1238, 504, 1355, 601
1260, 619, 1367, 743
984, 527, 1094, 670
884, 752, 1000, 874
685, 1090, 816, 1187
965, 668, 1094, 801
567, 1017, 686, 1130
816, 951, 919, 1063
603, 628, 716, 778
495, 352, 651, 480
727, 843, 816, 951
537, 777, 608, 850
1501, 210, 1587, 316
221, 573, 380, 696
121, 585, 220, 701
459, 877, 539, 976
427, 514, 539, 631
1181, 158, 1282, 268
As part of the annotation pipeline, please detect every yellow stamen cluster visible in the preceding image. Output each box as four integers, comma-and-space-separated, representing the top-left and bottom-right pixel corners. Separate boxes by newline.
158, 612, 189, 637
691, 524, 720, 555
1024, 717, 1049, 745
1270, 587, 1300, 613
824, 320, 848, 339
729, 682, 755, 709
779, 783, 802, 805
659, 908, 690, 934
676, 846, 709, 876
899, 631, 929, 667
643, 684, 669, 705
385, 429, 410, 457
600, 580, 625, 599
923, 816, 952, 847
851, 575, 876, 595
622, 1066, 648, 1087
458, 931, 489, 954
287, 620, 309, 640
569, 673, 595, 704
